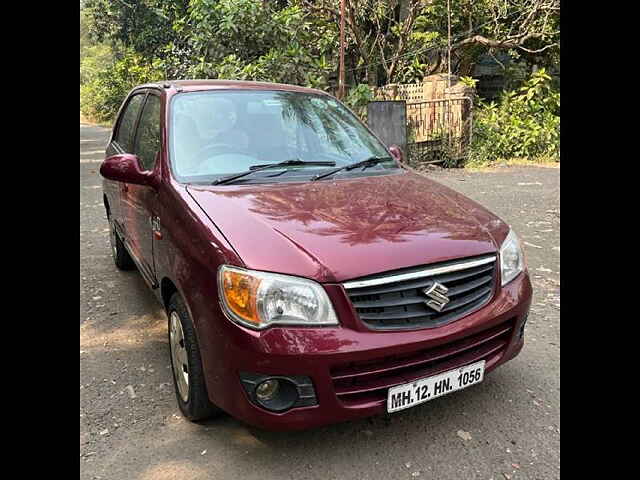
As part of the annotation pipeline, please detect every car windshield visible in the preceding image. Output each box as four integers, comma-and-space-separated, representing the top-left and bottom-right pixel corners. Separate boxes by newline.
169, 90, 398, 183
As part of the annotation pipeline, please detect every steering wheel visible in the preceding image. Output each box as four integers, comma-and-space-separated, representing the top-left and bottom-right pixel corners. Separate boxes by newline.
187, 141, 253, 169
194, 141, 249, 159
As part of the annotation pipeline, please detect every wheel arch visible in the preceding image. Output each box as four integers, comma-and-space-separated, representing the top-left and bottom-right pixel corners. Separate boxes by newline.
160, 276, 205, 348
160, 277, 179, 312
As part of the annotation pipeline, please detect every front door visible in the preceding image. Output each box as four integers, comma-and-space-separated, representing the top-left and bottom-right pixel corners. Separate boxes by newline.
106, 92, 146, 235
124, 92, 162, 286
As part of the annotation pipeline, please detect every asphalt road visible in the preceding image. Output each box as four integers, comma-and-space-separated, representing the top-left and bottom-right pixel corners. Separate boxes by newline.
80, 122, 559, 480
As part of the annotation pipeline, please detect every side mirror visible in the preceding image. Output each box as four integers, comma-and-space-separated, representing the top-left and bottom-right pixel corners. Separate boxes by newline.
99, 154, 157, 187
388, 144, 404, 165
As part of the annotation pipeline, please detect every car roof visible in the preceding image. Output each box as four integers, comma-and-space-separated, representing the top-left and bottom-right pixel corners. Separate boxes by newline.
137, 79, 329, 96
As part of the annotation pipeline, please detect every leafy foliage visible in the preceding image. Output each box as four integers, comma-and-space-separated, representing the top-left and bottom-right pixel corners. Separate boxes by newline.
303, 0, 558, 85
83, 0, 189, 58
81, 8, 113, 85
81, 0, 339, 122
344, 84, 375, 120
467, 69, 559, 165
81, 0, 559, 89
81, 44, 114, 85
179, 0, 337, 88
80, 50, 163, 123
79, 0, 560, 165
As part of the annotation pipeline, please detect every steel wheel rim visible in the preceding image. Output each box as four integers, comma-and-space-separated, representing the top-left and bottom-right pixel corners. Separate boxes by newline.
169, 311, 189, 402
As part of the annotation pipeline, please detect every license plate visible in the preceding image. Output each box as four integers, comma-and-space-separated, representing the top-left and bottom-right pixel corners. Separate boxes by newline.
387, 360, 485, 413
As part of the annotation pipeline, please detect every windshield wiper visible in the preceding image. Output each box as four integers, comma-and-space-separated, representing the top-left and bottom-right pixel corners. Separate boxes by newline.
310, 156, 393, 182
249, 158, 335, 170
212, 159, 336, 185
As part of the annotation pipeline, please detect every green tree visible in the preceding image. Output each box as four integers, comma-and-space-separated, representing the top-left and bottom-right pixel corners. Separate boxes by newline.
83, 0, 189, 58
81, 50, 163, 122
176, 0, 337, 88
299, 0, 558, 85
80, 0, 559, 128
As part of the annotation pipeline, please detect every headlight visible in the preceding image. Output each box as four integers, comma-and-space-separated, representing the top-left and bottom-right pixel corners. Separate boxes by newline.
218, 265, 339, 329
500, 229, 525, 286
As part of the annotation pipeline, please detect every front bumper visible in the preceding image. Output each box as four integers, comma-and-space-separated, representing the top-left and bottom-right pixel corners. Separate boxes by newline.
203, 271, 532, 431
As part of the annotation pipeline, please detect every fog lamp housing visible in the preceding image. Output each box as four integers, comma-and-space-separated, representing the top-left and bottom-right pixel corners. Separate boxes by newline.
256, 379, 280, 401
239, 372, 317, 412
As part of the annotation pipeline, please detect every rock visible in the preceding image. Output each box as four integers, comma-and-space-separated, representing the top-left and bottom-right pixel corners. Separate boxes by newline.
125, 385, 137, 399
456, 430, 472, 441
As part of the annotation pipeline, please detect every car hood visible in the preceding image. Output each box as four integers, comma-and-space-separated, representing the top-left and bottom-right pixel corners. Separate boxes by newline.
186, 171, 508, 283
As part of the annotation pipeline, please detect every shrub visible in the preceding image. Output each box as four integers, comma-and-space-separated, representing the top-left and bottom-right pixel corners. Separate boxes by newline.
80, 50, 163, 124
80, 43, 113, 85
344, 84, 375, 121
467, 69, 560, 165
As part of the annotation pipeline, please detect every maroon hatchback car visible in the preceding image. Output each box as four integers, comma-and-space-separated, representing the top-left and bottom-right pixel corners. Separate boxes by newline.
100, 80, 531, 431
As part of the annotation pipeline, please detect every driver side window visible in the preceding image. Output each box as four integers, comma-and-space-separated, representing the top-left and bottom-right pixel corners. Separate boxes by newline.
114, 93, 145, 153
133, 94, 161, 171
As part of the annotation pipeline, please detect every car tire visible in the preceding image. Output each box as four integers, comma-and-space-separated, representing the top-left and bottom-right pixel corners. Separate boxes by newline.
108, 214, 135, 271
168, 292, 221, 422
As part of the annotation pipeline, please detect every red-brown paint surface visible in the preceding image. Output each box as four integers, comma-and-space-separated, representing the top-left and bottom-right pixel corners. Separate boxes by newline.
101, 80, 532, 430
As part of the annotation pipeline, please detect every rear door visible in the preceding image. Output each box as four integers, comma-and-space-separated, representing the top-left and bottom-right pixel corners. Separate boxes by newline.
105, 92, 146, 232
124, 91, 162, 286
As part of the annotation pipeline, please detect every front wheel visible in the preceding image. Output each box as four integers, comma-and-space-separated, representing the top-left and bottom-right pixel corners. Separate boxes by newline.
108, 214, 134, 270
168, 293, 221, 421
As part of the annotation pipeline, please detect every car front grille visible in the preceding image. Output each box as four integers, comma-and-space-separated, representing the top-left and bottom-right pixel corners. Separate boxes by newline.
330, 318, 514, 405
343, 255, 497, 331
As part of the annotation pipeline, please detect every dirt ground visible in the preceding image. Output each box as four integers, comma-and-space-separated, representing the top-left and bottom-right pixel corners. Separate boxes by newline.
80, 122, 559, 480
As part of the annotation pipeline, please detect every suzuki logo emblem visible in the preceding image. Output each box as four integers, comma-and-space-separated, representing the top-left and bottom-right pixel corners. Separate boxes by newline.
422, 282, 450, 312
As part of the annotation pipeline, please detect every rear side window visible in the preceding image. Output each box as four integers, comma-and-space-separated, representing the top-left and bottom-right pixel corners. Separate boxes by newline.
134, 94, 162, 171
114, 94, 145, 152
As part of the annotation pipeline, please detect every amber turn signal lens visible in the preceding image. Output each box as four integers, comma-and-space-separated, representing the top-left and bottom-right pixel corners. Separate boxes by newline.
221, 270, 261, 326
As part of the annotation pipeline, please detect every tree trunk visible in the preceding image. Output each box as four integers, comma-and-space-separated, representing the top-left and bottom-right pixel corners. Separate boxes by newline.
366, 67, 377, 87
